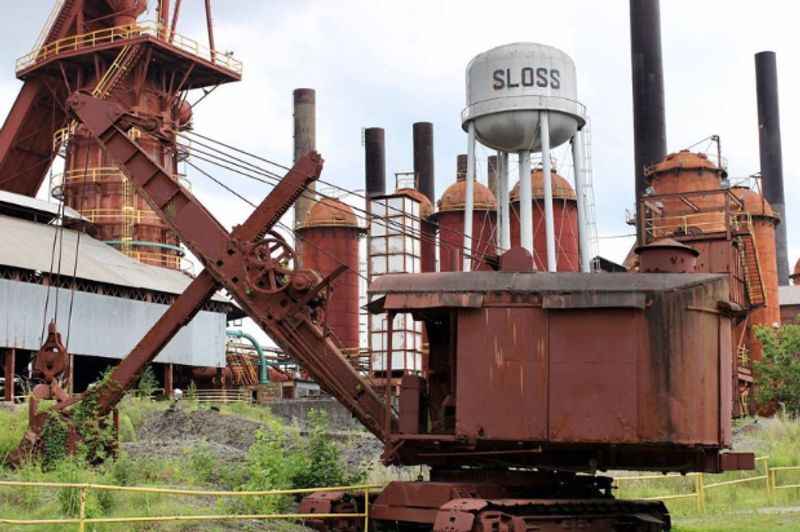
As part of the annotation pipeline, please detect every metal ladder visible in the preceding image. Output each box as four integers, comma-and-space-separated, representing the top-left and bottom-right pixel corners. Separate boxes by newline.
738, 220, 767, 307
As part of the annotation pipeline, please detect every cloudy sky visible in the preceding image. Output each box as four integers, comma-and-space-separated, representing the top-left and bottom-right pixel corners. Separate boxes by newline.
1, 1, 798, 345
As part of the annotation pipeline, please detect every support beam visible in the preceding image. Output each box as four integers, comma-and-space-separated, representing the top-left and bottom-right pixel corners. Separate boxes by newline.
204, 0, 216, 59
540, 114, 556, 272
4, 349, 15, 402
519, 151, 533, 255
498, 152, 510, 251
572, 131, 591, 272
164, 363, 174, 399
463, 122, 476, 272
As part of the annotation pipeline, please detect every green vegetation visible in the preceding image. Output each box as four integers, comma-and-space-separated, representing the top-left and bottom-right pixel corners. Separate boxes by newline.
0, 397, 366, 530
754, 323, 800, 415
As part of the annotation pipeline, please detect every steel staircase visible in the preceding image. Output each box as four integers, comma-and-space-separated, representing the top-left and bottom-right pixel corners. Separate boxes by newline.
738, 224, 767, 307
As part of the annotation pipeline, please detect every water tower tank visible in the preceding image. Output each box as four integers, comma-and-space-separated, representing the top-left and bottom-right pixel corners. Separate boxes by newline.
462, 43, 585, 151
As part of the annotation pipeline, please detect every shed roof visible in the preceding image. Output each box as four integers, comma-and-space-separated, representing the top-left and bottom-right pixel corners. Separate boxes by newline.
0, 214, 230, 303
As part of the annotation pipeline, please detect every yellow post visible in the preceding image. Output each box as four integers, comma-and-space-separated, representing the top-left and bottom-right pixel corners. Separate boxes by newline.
695, 473, 706, 513
78, 485, 87, 532
363, 487, 369, 531
764, 459, 773, 502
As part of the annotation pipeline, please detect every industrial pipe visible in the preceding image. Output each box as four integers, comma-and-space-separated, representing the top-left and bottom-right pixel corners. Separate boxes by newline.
226, 329, 269, 384
755, 51, 789, 285
630, 0, 667, 242
540, 114, 557, 272
365, 128, 386, 198
487, 155, 498, 198
413, 122, 435, 204
204, 0, 216, 58
293, 88, 317, 230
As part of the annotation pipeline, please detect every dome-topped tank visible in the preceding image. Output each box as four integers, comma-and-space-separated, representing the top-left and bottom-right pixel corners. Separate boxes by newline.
791, 257, 800, 285
437, 155, 497, 272
462, 43, 585, 152
510, 167, 579, 271
645, 151, 728, 238
296, 198, 362, 355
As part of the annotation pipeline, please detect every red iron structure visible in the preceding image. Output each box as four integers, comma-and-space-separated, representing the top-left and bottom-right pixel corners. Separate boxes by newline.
637, 150, 779, 416
510, 166, 580, 271
0, 0, 238, 268
1, 92, 752, 530
437, 155, 497, 272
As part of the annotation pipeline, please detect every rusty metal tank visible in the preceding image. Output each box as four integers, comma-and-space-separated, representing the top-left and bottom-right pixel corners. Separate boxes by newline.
61, 79, 183, 269
436, 155, 496, 272
636, 239, 699, 273
731, 185, 780, 342
510, 166, 579, 271
296, 198, 363, 354
791, 258, 800, 285
395, 188, 436, 273
106, 0, 147, 26
644, 150, 728, 238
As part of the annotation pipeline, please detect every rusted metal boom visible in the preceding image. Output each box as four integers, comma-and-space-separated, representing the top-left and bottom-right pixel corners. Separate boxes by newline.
66, 92, 393, 440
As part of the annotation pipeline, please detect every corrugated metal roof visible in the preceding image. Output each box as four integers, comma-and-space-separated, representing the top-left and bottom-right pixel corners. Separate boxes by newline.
0, 190, 85, 221
779, 285, 800, 306
0, 214, 229, 302
369, 271, 727, 295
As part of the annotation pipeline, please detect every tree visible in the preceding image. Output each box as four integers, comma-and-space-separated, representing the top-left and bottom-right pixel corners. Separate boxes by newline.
754, 323, 800, 415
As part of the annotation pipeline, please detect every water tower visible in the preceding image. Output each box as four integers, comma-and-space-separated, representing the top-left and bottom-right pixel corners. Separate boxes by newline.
461, 43, 591, 271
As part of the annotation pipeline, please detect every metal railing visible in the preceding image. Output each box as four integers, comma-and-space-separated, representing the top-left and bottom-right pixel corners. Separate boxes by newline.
16, 20, 242, 75
613, 456, 771, 513
0, 481, 378, 531
770, 465, 800, 492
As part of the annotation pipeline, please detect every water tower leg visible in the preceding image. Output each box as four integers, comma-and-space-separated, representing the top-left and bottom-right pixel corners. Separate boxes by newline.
463, 122, 476, 272
572, 130, 591, 273
519, 150, 533, 256
540, 114, 557, 272
498, 151, 511, 251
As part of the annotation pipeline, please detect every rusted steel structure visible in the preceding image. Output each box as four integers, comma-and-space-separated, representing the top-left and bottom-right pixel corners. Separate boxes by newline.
437, 155, 497, 272
510, 167, 580, 271
0, 0, 240, 268
637, 150, 778, 415
296, 197, 363, 360
1, 91, 752, 530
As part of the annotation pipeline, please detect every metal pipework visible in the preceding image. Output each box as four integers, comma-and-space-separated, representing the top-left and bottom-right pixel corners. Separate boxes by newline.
571, 130, 591, 272
365, 128, 386, 198
755, 51, 789, 285
540, 114, 557, 272
463, 122, 476, 272
293, 88, 317, 229
518, 151, 533, 255
226, 329, 270, 384
487, 155, 498, 198
413, 122, 435, 203
630, 0, 667, 241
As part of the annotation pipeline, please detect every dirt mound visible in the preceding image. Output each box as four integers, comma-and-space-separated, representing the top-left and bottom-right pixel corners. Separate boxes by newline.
137, 406, 262, 451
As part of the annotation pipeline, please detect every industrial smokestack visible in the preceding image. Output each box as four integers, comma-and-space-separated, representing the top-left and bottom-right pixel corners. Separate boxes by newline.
293, 88, 316, 229
755, 51, 789, 285
630, 0, 667, 241
365, 128, 386, 198
487, 155, 498, 197
413, 122, 435, 203
456, 154, 468, 181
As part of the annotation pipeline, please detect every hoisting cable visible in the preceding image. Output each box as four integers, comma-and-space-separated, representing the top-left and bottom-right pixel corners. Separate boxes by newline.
176, 134, 493, 266
65, 148, 92, 351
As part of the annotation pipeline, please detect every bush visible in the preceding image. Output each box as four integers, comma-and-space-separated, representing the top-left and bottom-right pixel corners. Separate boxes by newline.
136, 365, 160, 399
754, 324, 800, 415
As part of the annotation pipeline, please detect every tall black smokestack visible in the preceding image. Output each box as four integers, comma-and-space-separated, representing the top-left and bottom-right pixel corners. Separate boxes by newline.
630, 0, 667, 241
365, 128, 386, 198
412, 122, 435, 203
755, 51, 789, 285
